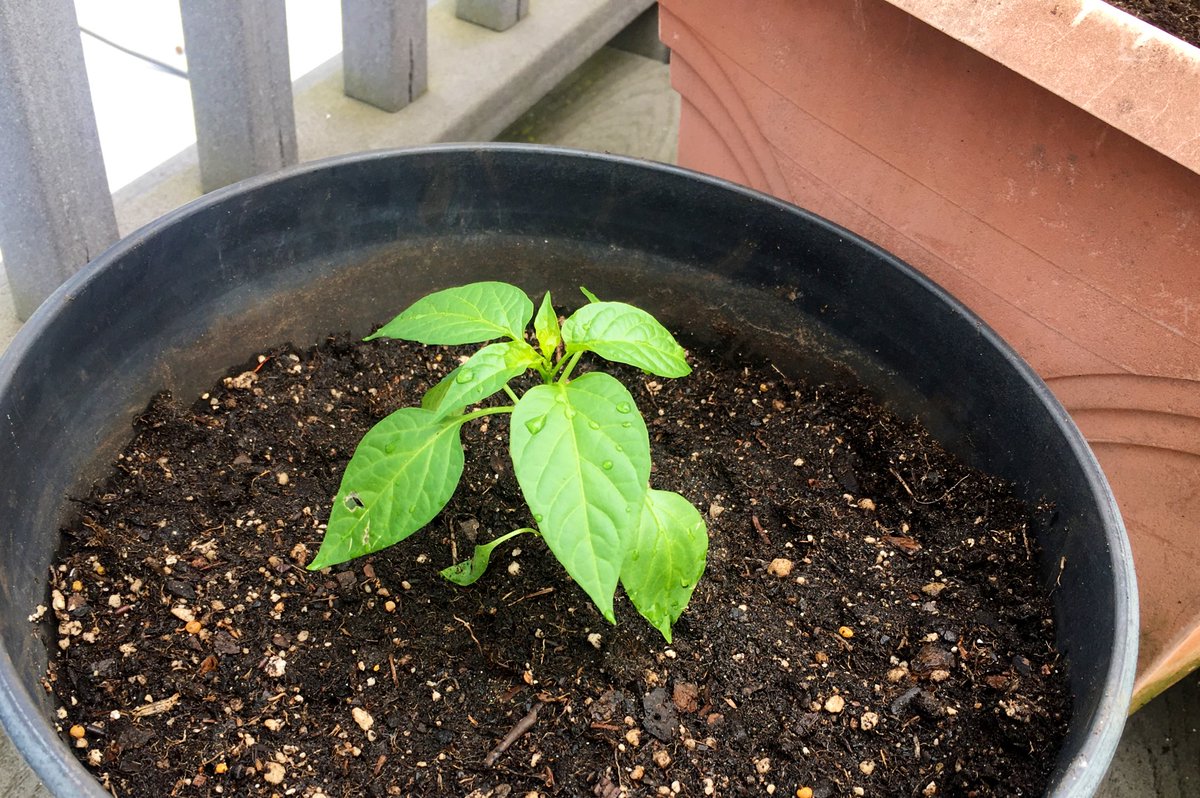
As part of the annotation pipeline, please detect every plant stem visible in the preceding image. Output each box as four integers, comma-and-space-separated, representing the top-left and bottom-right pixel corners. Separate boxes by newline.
502, 384, 521, 403
557, 351, 584, 383
454, 405, 514, 427
489, 526, 538, 546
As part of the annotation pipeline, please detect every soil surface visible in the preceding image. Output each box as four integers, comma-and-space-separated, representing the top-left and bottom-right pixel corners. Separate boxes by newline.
1106, 0, 1200, 47
44, 331, 1070, 798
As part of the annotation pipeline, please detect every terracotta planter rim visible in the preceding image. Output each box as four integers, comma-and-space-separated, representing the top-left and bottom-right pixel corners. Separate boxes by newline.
882, 0, 1200, 174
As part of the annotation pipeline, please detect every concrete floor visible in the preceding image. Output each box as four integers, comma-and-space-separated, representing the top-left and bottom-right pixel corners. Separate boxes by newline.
0, 42, 1197, 798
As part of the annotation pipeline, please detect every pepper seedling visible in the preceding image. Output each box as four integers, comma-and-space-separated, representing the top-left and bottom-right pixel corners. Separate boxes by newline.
309, 282, 708, 641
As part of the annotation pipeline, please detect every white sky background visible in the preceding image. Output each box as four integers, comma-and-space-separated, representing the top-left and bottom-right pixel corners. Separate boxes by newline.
74, 0, 346, 192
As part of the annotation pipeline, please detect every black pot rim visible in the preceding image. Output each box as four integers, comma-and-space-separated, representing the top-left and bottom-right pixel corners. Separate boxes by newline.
0, 143, 1138, 797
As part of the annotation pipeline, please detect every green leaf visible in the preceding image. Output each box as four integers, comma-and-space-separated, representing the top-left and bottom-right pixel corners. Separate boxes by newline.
421, 369, 454, 412
562, 302, 691, 378
366, 282, 534, 345
534, 291, 561, 360
310, 408, 464, 569
509, 373, 650, 622
621, 490, 709, 643
440, 528, 534, 586
422, 341, 539, 419
579, 286, 601, 304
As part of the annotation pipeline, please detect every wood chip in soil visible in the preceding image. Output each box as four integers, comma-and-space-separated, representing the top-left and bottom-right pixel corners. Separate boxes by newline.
43, 331, 1070, 797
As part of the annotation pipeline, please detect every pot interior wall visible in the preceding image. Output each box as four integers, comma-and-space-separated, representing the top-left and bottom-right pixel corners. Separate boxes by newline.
0, 147, 1133, 796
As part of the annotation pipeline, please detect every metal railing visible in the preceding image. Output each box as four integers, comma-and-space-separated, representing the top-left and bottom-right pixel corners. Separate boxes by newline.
0, 0, 537, 320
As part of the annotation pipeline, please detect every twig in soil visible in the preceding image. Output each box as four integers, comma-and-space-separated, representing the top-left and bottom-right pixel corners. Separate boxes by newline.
484, 702, 543, 766
890, 468, 915, 498
751, 514, 771, 545
389, 653, 399, 688
454, 615, 485, 660
892, 468, 971, 506
131, 693, 180, 718
1051, 556, 1067, 592
507, 587, 554, 606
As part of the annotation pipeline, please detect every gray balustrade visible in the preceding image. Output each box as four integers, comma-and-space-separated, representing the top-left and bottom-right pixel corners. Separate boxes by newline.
342, 0, 428, 113
179, 0, 299, 193
456, 0, 530, 32
0, 0, 119, 320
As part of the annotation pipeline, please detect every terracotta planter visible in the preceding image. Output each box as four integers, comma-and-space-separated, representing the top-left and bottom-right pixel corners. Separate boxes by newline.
660, 0, 1200, 711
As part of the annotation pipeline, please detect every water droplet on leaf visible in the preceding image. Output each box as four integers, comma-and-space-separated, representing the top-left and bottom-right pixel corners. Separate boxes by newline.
601, 460, 613, 470
524, 417, 546, 435
384, 443, 396, 454
621, 421, 632, 428
455, 369, 474, 384
616, 402, 632, 414
534, 514, 544, 523
588, 420, 600, 430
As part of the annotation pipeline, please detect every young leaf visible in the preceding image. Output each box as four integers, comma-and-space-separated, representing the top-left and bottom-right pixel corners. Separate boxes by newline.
579, 286, 601, 304
534, 291, 561, 360
509, 373, 650, 622
562, 302, 691, 378
621, 489, 709, 643
440, 527, 534, 586
310, 408, 464, 570
422, 341, 539, 419
366, 282, 534, 345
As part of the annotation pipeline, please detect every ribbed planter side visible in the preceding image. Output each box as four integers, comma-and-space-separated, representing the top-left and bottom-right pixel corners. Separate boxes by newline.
659, 0, 1200, 710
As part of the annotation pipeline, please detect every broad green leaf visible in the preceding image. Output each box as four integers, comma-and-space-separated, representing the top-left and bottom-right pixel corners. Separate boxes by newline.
534, 291, 561, 359
366, 282, 534, 345
562, 302, 691, 378
440, 527, 534, 586
509, 372, 650, 622
621, 490, 709, 643
310, 408, 464, 569
579, 286, 601, 304
423, 341, 539, 419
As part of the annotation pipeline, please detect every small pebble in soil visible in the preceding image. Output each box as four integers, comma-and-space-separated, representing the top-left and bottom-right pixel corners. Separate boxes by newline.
263, 761, 285, 784
352, 707, 374, 731
767, 558, 793, 577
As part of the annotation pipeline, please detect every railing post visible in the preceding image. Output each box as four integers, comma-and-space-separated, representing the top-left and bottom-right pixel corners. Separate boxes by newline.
341, 0, 428, 113
0, 0, 119, 320
179, 0, 298, 193
456, 0, 529, 32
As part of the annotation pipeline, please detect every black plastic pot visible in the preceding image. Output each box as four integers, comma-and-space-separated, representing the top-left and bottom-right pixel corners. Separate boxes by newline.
0, 146, 1135, 796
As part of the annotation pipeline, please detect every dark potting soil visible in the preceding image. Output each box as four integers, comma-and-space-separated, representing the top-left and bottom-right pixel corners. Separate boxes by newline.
44, 331, 1070, 798
1106, 0, 1200, 47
